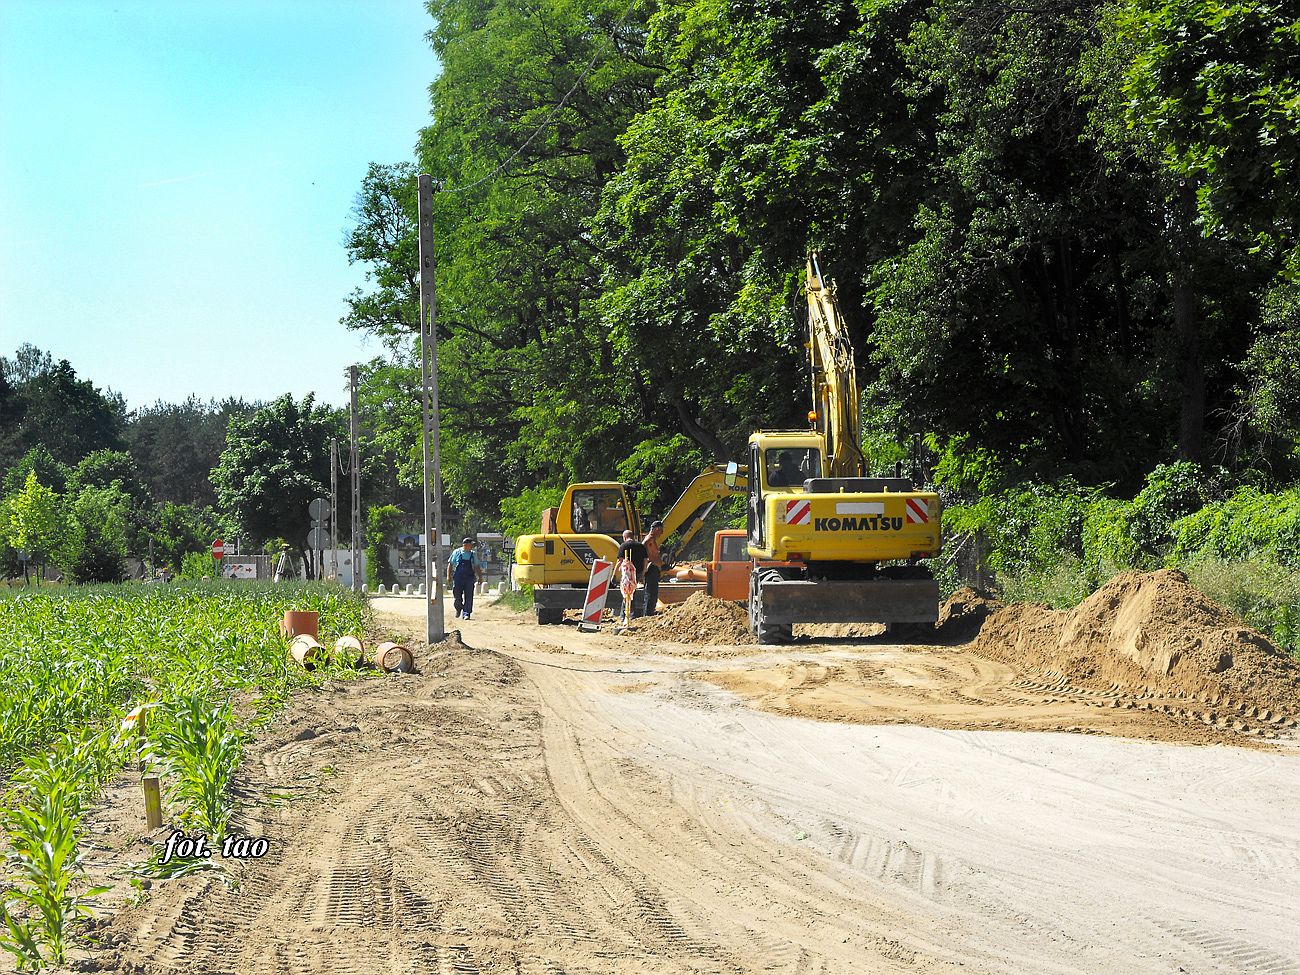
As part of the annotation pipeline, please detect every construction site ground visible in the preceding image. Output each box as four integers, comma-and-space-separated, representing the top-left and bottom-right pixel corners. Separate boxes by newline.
72, 580, 1300, 975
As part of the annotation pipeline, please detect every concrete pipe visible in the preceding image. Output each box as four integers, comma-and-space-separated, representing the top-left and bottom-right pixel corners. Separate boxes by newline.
290, 634, 326, 670
331, 635, 364, 668
280, 610, 319, 640
373, 641, 414, 674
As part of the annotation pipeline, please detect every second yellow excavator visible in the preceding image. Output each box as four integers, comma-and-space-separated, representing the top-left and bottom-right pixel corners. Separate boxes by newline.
512, 465, 747, 623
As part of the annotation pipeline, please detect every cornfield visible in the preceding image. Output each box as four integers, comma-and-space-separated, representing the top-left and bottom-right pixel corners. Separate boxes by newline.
0, 582, 367, 969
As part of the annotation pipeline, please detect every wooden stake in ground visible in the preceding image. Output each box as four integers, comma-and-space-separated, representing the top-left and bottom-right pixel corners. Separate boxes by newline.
142, 775, 163, 830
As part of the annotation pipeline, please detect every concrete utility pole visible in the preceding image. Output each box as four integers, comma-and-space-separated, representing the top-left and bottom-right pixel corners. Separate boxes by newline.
349, 366, 362, 593
417, 173, 446, 644
330, 438, 339, 580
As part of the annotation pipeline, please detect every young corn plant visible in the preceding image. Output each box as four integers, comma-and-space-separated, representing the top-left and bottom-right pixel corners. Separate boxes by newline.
145, 690, 247, 842
0, 731, 112, 970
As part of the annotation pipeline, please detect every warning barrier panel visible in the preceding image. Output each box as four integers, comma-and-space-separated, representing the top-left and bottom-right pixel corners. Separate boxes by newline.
579, 558, 614, 629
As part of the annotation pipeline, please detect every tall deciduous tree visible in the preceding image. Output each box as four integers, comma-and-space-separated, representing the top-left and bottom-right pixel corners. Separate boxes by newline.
212, 395, 343, 576
5, 471, 65, 584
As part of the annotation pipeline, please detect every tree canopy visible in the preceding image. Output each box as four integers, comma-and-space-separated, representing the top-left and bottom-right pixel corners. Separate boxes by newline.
339, 0, 1300, 525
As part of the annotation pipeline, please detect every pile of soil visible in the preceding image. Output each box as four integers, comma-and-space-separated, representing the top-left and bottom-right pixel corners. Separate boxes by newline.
971, 569, 1300, 716
632, 593, 756, 645
935, 587, 1002, 643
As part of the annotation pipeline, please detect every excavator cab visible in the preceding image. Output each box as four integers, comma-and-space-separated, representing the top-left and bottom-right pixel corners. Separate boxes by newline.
764, 446, 821, 489
567, 485, 636, 538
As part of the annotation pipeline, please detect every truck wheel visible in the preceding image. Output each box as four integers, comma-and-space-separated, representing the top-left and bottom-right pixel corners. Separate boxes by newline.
536, 606, 563, 625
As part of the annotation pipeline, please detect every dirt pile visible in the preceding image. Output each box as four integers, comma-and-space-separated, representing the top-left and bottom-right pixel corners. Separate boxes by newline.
935, 587, 1002, 643
632, 592, 756, 645
972, 569, 1300, 716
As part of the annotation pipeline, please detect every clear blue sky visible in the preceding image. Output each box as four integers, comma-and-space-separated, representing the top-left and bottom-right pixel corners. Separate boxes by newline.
0, 0, 435, 410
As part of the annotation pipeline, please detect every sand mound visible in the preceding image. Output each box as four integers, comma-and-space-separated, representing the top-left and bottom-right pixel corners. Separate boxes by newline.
935, 587, 1002, 643
632, 593, 756, 645
971, 569, 1300, 716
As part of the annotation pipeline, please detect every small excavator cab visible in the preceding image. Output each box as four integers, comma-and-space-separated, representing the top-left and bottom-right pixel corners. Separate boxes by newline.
564, 484, 638, 538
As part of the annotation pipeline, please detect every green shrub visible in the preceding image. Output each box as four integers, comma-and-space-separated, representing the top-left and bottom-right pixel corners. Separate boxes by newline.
179, 551, 218, 580
1081, 497, 1144, 583
1183, 557, 1300, 658
364, 504, 403, 587
1169, 486, 1300, 567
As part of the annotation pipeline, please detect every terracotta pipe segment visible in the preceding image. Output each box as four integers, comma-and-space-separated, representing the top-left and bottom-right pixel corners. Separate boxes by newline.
280, 610, 319, 639
331, 635, 365, 668
373, 641, 413, 674
289, 634, 326, 670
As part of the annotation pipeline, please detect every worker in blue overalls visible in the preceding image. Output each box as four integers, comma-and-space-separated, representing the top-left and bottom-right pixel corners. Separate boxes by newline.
447, 537, 485, 620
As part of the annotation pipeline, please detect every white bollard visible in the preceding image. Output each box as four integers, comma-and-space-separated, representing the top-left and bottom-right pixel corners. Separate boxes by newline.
361, 584, 369, 594
418, 583, 427, 596
377, 584, 386, 595
405, 583, 415, 595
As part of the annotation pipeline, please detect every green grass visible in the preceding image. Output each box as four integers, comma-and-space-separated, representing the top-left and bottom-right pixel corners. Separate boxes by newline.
492, 586, 535, 614
0, 581, 367, 968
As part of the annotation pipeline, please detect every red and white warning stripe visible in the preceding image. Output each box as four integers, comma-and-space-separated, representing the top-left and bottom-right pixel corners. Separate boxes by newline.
905, 498, 929, 524
580, 558, 614, 626
785, 499, 811, 526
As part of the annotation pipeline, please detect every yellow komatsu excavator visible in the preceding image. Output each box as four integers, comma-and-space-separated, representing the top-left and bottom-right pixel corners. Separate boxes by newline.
728, 254, 942, 642
512, 465, 747, 624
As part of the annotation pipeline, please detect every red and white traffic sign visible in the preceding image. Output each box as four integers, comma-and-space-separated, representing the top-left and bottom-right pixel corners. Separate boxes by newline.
578, 558, 613, 631
212, 539, 225, 559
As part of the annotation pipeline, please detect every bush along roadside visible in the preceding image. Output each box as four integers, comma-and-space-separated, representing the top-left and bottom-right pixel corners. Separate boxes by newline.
938, 463, 1300, 659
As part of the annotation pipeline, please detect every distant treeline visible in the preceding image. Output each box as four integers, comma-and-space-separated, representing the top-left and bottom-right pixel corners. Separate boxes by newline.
341, 0, 1299, 525
0, 345, 422, 582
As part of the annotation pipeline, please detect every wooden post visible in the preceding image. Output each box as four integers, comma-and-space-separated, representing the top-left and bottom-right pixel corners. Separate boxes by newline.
142, 776, 163, 830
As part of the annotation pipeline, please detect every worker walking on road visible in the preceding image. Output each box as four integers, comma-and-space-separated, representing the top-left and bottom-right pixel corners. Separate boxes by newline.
615, 529, 647, 625
641, 520, 665, 617
447, 537, 484, 620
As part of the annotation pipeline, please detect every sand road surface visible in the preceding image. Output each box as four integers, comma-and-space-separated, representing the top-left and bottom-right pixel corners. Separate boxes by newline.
76, 594, 1300, 975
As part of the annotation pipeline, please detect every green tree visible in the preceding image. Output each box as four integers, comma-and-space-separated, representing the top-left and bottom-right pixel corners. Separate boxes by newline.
145, 501, 222, 574
5, 471, 65, 585
2, 446, 70, 496
126, 396, 253, 507
212, 395, 343, 577
63, 485, 131, 583
0, 345, 125, 467
1112, 0, 1299, 253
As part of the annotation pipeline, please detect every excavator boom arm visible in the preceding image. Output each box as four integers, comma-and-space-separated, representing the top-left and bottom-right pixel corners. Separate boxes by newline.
658, 465, 748, 556
806, 255, 866, 478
